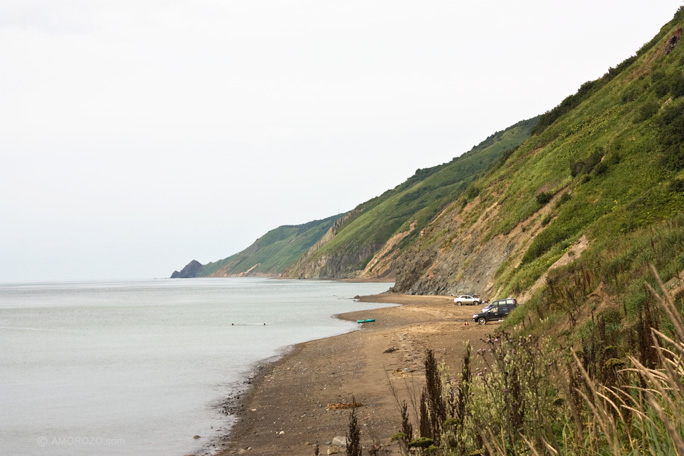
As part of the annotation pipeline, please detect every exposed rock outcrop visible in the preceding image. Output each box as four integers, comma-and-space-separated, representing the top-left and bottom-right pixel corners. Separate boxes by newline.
359, 222, 416, 279
392, 186, 565, 299
284, 212, 370, 279
170, 259, 204, 278
665, 28, 683, 54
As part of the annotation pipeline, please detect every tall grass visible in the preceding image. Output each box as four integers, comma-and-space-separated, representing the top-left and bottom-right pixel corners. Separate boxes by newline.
399, 266, 684, 455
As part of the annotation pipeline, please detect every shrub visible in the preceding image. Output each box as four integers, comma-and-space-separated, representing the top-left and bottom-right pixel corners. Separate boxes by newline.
606, 153, 621, 166
521, 222, 575, 264
651, 70, 666, 82
593, 161, 609, 176
657, 102, 684, 171
621, 89, 637, 103
635, 100, 660, 122
655, 80, 670, 97
533, 80, 599, 135
670, 178, 684, 193
570, 148, 604, 177
536, 191, 553, 205
671, 72, 684, 98
554, 192, 571, 208
465, 185, 481, 201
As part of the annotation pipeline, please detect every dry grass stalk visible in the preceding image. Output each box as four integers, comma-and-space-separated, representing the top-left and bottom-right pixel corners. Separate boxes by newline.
388, 265, 684, 455
572, 349, 621, 453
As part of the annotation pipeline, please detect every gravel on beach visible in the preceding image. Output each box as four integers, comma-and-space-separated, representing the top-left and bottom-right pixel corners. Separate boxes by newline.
216, 294, 495, 456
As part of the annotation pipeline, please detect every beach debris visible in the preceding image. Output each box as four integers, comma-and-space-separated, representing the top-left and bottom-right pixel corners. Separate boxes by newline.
332, 436, 348, 447
392, 368, 410, 378
326, 401, 363, 410
383, 346, 399, 353
356, 319, 375, 323
193, 435, 201, 439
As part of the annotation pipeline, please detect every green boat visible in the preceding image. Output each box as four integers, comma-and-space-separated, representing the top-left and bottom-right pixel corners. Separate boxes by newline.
357, 319, 375, 323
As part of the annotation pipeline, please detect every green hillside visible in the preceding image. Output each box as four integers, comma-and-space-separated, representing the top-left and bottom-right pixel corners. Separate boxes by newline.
286, 117, 538, 278
486, 11, 684, 315
384, 9, 684, 455
173, 117, 537, 280
394, 7, 684, 300
176, 215, 342, 277
170, 8, 684, 453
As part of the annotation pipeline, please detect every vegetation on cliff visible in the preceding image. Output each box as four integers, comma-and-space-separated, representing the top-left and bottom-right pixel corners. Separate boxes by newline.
285, 117, 538, 279
172, 118, 537, 279
392, 7, 684, 301
168, 7, 684, 454
175, 8, 684, 354
173, 215, 342, 278
397, 271, 684, 455
382, 8, 684, 454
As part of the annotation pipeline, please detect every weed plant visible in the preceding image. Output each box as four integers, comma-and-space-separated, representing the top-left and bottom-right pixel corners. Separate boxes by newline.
346, 396, 362, 456
398, 267, 684, 455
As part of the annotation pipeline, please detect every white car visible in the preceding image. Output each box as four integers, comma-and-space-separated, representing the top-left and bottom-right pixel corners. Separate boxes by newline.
453, 294, 482, 306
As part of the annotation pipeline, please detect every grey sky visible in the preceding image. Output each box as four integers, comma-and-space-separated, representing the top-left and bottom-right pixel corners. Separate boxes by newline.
1, 1, 682, 282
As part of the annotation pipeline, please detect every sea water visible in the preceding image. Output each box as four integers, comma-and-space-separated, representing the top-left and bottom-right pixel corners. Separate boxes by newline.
0, 278, 392, 456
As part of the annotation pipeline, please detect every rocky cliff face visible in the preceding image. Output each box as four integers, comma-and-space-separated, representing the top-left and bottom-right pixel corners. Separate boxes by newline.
390, 199, 521, 298
285, 212, 409, 280
281, 118, 538, 282
170, 11, 684, 303
359, 222, 416, 279
285, 213, 374, 279
170, 260, 204, 278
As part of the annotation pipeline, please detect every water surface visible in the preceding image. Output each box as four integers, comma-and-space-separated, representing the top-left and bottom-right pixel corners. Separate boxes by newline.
0, 278, 392, 455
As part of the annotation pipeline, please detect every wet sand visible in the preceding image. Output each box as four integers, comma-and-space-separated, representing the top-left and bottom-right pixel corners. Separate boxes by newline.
216, 294, 494, 456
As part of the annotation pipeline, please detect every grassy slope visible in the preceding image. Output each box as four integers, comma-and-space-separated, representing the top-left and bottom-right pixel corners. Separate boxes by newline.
433, 8, 684, 341
396, 10, 684, 455
291, 117, 538, 274
197, 215, 342, 276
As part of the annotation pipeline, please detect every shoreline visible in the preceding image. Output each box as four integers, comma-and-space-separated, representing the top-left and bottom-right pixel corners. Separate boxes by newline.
213, 293, 494, 456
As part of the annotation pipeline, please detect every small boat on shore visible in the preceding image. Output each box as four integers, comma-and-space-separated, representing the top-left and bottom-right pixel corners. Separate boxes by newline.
357, 319, 375, 323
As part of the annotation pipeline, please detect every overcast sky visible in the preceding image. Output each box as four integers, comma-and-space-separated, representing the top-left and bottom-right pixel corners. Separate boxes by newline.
1, 1, 682, 282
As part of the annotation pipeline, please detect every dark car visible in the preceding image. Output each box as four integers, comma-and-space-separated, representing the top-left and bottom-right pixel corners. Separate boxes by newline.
473, 298, 518, 325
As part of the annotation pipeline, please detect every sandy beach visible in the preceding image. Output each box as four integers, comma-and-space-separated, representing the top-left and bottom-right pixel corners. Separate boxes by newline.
215, 294, 495, 456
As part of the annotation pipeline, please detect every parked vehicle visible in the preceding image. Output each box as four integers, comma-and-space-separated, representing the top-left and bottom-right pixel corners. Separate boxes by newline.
453, 294, 482, 306
480, 297, 514, 312
473, 298, 518, 324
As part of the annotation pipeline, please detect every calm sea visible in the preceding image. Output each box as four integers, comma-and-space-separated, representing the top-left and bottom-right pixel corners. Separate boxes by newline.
0, 278, 392, 456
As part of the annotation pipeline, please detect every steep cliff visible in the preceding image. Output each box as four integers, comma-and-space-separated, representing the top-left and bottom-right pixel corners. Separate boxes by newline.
284, 117, 538, 280
391, 11, 684, 303
172, 8, 684, 323
170, 215, 342, 278
171, 260, 204, 278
